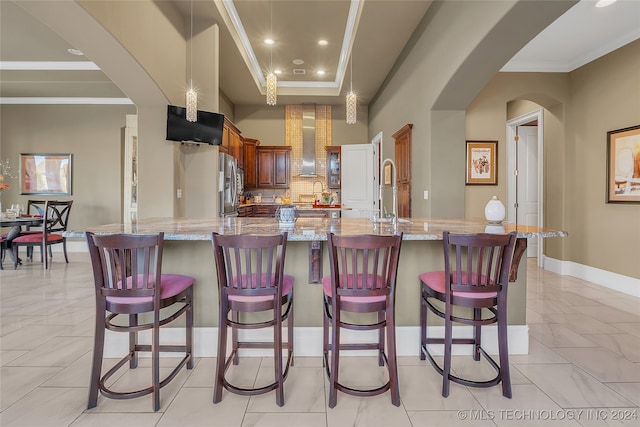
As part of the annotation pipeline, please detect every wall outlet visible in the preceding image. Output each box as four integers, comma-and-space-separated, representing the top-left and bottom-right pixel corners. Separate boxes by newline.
177, 189, 182, 199
423, 190, 429, 200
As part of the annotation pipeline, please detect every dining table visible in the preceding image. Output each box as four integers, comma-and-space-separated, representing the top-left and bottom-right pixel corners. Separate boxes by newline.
0, 215, 44, 268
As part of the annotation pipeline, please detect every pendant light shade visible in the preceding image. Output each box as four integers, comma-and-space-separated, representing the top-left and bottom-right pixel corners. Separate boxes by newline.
186, 86, 197, 122
266, 72, 277, 105
186, 0, 197, 122
346, 91, 356, 124
346, 54, 356, 124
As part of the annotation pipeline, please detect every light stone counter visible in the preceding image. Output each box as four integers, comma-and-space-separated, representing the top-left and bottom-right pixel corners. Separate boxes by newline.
67, 216, 567, 241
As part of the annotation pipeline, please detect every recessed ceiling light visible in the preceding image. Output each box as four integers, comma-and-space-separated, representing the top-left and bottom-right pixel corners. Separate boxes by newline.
292, 59, 304, 65
274, 69, 282, 75
264, 38, 274, 45
595, 0, 616, 7
318, 40, 328, 46
316, 70, 325, 76
67, 48, 84, 56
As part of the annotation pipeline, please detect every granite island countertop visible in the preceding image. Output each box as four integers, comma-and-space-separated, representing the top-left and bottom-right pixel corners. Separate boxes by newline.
66, 217, 568, 241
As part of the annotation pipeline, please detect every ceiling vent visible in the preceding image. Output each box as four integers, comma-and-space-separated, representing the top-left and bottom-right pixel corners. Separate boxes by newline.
293, 69, 306, 75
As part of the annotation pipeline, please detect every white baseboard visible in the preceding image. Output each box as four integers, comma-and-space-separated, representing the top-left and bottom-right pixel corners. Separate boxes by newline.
102, 325, 530, 358
543, 256, 640, 298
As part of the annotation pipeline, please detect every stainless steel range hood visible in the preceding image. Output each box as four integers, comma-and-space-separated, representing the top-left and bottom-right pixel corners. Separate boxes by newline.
299, 104, 317, 177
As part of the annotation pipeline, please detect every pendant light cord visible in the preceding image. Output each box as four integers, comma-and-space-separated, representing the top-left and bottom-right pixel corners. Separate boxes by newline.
190, 0, 193, 88
350, 54, 353, 92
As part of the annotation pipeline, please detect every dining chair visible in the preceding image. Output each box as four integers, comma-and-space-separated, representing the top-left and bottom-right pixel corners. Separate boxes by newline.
322, 232, 403, 408
11, 200, 73, 269
4, 199, 47, 260
86, 231, 195, 411
0, 226, 22, 269
419, 231, 517, 398
211, 232, 294, 406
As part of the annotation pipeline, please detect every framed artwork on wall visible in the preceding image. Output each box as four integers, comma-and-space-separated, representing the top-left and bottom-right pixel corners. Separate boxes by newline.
466, 140, 497, 185
607, 125, 640, 203
20, 153, 72, 196
384, 162, 392, 186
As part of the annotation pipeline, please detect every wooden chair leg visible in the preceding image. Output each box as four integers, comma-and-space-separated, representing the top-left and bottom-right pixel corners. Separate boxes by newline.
232, 310, 239, 365
322, 303, 329, 368
497, 298, 512, 398
420, 294, 427, 360
328, 314, 340, 408
186, 288, 194, 369
386, 306, 400, 406
129, 314, 138, 368
442, 313, 453, 398
274, 309, 284, 407
288, 298, 294, 367
213, 305, 228, 403
63, 240, 69, 263
473, 308, 482, 361
88, 314, 106, 409
378, 310, 385, 366
152, 317, 160, 411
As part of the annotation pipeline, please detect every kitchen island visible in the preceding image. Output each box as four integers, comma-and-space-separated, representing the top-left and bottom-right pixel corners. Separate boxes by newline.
72, 217, 567, 356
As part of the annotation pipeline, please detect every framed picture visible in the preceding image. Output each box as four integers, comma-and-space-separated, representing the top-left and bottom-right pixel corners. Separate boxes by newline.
466, 141, 497, 185
20, 153, 72, 196
607, 125, 640, 203
384, 163, 392, 185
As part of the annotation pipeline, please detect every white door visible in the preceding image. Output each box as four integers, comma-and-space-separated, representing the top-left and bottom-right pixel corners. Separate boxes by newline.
341, 144, 378, 218
517, 125, 539, 257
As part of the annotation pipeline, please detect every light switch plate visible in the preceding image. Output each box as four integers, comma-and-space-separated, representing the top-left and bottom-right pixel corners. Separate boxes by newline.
423, 190, 429, 200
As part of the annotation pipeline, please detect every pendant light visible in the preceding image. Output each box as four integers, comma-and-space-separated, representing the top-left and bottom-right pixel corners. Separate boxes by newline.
346, 54, 356, 124
266, 1, 277, 105
186, 0, 197, 122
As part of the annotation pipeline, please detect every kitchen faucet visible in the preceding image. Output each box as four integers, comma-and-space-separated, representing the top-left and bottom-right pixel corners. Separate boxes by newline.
313, 180, 325, 201
380, 158, 398, 227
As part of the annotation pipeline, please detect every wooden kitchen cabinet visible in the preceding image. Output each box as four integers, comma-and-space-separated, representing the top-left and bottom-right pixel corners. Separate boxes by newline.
238, 205, 254, 217
243, 138, 259, 188
253, 204, 277, 217
325, 146, 341, 189
223, 118, 243, 165
257, 146, 291, 189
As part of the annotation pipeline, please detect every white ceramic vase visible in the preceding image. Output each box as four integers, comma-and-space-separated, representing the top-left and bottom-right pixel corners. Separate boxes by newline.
484, 196, 505, 224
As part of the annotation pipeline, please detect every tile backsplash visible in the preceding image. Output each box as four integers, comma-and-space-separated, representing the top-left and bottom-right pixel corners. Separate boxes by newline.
247, 104, 339, 204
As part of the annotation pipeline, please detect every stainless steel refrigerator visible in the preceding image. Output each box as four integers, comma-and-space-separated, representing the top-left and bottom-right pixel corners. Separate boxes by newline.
219, 153, 240, 217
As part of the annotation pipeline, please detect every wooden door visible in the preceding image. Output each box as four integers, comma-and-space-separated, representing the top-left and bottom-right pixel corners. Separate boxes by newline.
341, 144, 378, 218
393, 124, 412, 218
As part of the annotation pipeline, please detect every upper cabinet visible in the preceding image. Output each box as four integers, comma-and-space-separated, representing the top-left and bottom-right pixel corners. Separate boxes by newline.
243, 138, 259, 188
326, 146, 341, 189
257, 146, 291, 189
222, 118, 243, 168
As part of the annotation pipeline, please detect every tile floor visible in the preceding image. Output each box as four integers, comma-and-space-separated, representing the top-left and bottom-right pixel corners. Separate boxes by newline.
1, 254, 639, 426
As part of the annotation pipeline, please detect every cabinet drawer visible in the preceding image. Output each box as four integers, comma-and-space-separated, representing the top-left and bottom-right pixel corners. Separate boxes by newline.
254, 205, 276, 217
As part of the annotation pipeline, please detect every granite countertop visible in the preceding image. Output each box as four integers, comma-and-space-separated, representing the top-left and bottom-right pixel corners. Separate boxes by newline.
240, 202, 347, 211
66, 217, 568, 241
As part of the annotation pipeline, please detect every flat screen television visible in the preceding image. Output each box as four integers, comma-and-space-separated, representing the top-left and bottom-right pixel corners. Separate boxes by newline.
166, 105, 224, 145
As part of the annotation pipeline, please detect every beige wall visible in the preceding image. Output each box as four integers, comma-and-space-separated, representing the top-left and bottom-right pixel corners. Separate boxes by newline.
233, 104, 368, 146
368, 0, 571, 219
465, 40, 640, 278
566, 40, 640, 278
0, 105, 135, 231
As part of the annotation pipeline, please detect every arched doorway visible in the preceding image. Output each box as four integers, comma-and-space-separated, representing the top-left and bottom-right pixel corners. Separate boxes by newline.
507, 108, 544, 264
